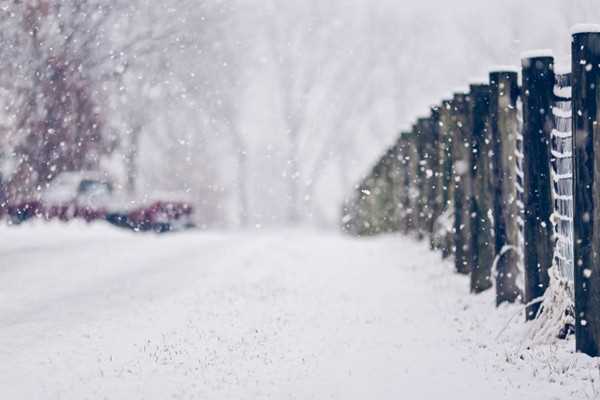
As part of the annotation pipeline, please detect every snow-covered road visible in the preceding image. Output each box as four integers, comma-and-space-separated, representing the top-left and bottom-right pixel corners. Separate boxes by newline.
0, 223, 597, 399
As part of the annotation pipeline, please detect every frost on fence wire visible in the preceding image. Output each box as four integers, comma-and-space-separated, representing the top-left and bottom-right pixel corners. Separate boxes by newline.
515, 98, 526, 290
550, 72, 574, 287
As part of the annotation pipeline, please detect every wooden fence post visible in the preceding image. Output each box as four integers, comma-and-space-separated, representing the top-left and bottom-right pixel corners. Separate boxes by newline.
414, 120, 425, 240
380, 147, 397, 233
427, 108, 441, 249
451, 91, 473, 274
388, 143, 404, 233
424, 107, 439, 250
391, 135, 406, 234
380, 145, 400, 233
489, 69, 522, 305
362, 163, 379, 236
521, 52, 555, 319
572, 25, 600, 356
469, 83, 495, 293
416, 117, 434, 241
360, 155, 387, 236
354, 177, 371, 236
436, 100, 455, 258
399, 132, 418, 234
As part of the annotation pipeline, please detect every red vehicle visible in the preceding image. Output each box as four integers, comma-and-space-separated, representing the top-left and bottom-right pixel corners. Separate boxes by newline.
106, 200, 194, 233
4, 171, 194, 232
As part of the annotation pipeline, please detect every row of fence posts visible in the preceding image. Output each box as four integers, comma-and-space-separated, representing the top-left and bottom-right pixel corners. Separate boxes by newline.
341, 26, 600, 356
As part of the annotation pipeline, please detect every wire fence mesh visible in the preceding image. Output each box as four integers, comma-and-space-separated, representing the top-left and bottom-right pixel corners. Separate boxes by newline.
550, 72, 574, 288
515, 99, 526, 292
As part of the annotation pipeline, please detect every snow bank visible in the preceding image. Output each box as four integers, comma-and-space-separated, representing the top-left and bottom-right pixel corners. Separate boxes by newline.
0, 223, 598, 399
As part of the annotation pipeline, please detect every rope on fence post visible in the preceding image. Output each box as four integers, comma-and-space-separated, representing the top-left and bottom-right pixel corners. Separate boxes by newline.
469, 83, 495, 293
489, 68, 522, 305
572, 24, 600, 356
451, 91, 473, 274
521, 51, 555, 320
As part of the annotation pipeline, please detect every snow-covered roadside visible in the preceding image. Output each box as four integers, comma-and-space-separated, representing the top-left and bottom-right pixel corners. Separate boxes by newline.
0, 222, 598, 399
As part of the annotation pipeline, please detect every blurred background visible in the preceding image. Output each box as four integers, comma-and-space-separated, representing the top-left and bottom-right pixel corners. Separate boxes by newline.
0, 0, 598, 230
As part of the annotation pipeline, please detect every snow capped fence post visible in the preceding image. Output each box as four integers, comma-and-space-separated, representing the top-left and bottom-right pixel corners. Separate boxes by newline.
469, 83, 495, 294
572, 25, 600, 356
489, 69, 522, 305
451, 91, 473, 274
521, 51, 555, 320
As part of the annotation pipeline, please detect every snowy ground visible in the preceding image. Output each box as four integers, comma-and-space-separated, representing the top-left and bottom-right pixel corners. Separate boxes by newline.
1, 222, 599, 399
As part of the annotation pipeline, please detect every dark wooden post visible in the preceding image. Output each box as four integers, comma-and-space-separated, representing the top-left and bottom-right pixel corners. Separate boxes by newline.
399, 132, 418, 234
416, 117, 435, 241
380, 148, 397, 233
427, 108, 441, 249
572, 26, 600, 356
451, 91, 473, 274
381, 145, 399, 233
436, 100, 455, 258
489, 69, 522, 305
387, 144, 403, 233
391, 135, 407, 234
521, 52, 555, 319
379, 148, 391, 233
361, 155, 388, 236
469, 83, 495, 293
354, 176, 372, 236
362, 161, 381, 236
411, 128, 422, 237
414, 120, 426, 240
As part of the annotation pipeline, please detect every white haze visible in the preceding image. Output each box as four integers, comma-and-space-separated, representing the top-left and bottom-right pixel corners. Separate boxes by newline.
2, 0, 598, 228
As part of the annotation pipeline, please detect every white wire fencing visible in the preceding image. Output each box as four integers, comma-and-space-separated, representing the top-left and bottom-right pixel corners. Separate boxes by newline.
550, 72, 574, 288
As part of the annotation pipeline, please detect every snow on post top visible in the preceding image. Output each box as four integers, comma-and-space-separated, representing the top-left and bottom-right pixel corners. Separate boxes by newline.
453, 87, 469, 95
441, 91, 455, 101
520, 49, 553, 60
554, 64, 572, 75
468, 77, 489, 85
571, 23, 600, 35
489, 65, 520, 74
